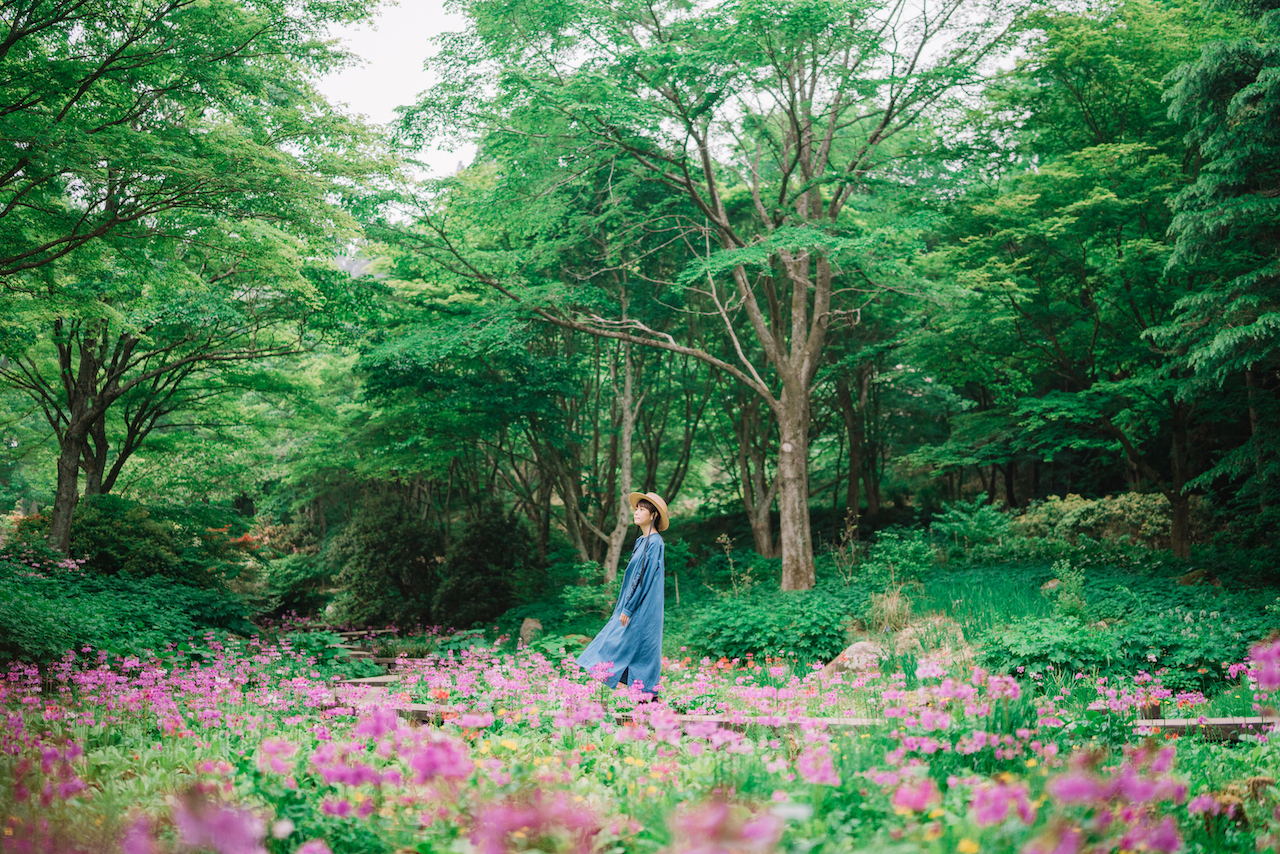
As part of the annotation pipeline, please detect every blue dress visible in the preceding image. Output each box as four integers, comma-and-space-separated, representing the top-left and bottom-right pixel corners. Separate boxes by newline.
576, 532, 665, 691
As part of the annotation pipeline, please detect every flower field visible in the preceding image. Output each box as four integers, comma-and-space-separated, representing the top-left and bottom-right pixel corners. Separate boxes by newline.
3, 631, 1279, 854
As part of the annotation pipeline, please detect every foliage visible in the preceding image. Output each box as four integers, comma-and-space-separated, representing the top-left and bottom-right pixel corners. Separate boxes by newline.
10, 495, 259, 588
432, 505, 535, 630
0, 544, 253, 662
931, 493, 1014, 552
1014, 493, 1211, 549
1159, 0, 1280, 507
327, 493, 446, 629
256, 553, 332, 620
861, 529, 938, 588
687, 581, 867, 663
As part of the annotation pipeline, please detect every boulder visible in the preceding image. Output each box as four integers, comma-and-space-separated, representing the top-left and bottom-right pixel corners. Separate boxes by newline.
519, 617, 544, 645
821, 640, 884, 679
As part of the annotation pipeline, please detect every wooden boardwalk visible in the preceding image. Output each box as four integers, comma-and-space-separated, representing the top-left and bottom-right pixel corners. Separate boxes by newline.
335, 675, 1276, 740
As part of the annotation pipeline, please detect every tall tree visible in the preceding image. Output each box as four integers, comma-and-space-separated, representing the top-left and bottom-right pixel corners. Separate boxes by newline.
0, 0, 386, 552
399, 0, 1014, 589
1159, 0, 1280, 513
0, 0, 376, 288
922, 0, 1230, 556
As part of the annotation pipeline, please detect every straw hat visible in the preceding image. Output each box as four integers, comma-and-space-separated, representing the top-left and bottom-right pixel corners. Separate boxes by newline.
628, 491, 670, 532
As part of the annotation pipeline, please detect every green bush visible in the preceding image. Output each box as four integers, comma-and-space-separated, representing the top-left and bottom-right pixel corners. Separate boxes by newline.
978, 615, 1121, 676
1013, 493, 1211, 549
432, 505, 534, 630
0, 543, 254, 662
15, 495, 259, 588
687, 581, 868, 665
862, 528, 937, 587
256, 552, 331, 619
327, 494, 445, 628
931, 493, 1013, 553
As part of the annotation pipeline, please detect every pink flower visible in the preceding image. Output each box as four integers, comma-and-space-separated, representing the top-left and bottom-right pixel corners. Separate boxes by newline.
795, 746, 841, 787
668, 800, 781, 854
295, 841, 333, 854
171, 796, 266, 854
1187, 793, 1220, 815
405, 737, 473, 784
970, 781, 1036, 826
1046, 772, 1105, 804
891, 778, 941, 813
1119, 816, 1181, 853
120, 817, 157, 854
1250, 637, 1280, 690
472, 793, 599, 854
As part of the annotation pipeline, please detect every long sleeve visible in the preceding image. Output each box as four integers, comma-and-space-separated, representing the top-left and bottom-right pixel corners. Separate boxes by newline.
620, 536, 663, 618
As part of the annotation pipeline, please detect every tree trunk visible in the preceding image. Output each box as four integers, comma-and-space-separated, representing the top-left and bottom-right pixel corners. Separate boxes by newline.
603, 342, 638, 581
1004, 459, 1018, 509
1169, 491, 1191, 559
731, 399, 779, 558
1168, 402, 1192, 559
48, 432, 86, 553
47, 330, 105, 553
776, 388, 814, 591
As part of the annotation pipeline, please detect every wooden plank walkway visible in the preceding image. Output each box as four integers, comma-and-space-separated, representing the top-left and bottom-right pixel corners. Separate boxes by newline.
332, 653, 1277, 740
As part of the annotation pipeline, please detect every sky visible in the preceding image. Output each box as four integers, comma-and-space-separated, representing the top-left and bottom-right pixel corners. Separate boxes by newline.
316, 1, 475, 177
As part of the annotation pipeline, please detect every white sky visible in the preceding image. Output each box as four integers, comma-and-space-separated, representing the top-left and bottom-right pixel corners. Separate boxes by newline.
317, 1, 476, 177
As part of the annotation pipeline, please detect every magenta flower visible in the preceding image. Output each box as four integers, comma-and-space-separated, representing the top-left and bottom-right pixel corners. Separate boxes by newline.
1046, 772, 1105, 805
891, 777, 941, 813
1119, 816, 1181, 853
795, 746, 841, 787
1187, 793, 1220, 815
295, 842, 333, 854
472, 792, 600, 854
120, 817, 157, 854
1250, 636, 1280, 690
405, 737, 473, 784
970, 781, 1036, 826
668, 800, 782, 854
172, 796, 267, 854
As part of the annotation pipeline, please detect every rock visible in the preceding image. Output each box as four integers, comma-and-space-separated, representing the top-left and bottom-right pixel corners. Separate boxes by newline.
1176, 569, 1222, 587
821, 640, 884, 678
1040, 579, 1061, 591
519, 618, 543, 645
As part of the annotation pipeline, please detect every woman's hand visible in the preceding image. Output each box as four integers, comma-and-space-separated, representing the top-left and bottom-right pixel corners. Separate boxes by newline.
619, 614, 630, 627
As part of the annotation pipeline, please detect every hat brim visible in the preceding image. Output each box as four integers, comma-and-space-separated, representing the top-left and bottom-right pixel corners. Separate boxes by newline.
628, 491, 670, 532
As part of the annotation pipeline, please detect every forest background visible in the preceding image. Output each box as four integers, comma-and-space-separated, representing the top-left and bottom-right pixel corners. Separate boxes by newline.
1, 0, 1278, 661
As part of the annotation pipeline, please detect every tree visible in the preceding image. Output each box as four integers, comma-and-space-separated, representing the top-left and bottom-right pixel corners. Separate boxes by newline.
1160, 0, 1280, 512
398, 0, 1014, 589
922, 0, 1230, 556
0, 0, 375, 287
0, 0, 386, 552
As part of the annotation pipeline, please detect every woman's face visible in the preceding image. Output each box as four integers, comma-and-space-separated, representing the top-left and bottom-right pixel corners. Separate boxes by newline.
633, 503, 653, 528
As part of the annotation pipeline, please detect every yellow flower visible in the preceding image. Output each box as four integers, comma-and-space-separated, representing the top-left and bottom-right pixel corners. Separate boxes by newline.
500, 739, 519, 750
957, 839, 980, 854
1026, 758, 1039, 768
929, 809, 946, 819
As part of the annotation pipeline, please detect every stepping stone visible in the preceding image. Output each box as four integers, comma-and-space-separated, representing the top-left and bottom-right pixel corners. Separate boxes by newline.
339, 674, 401, 687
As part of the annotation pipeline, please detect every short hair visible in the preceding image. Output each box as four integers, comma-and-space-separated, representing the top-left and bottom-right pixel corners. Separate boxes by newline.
637, 498, 661, 525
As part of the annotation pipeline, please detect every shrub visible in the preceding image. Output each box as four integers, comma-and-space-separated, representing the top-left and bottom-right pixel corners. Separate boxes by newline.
256, 552, 331, 619
931, 493, 1013, 553
862, 528, 937, 587
327, 494, 445, 628
687, 582, 867, 665
1013, 493, 1210, 549
13, 495, 259, 588
0, 542, 254, 662
978, 615, 1122, 676
432, 505, 534, 630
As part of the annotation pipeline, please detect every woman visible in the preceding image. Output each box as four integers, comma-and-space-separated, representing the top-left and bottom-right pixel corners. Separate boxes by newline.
576, 491, 669, 695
